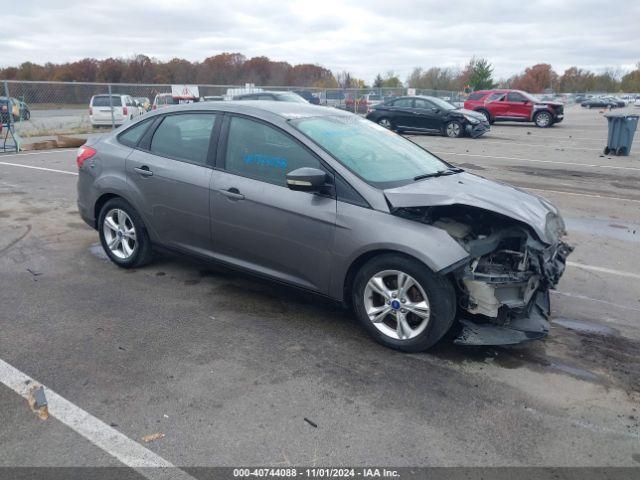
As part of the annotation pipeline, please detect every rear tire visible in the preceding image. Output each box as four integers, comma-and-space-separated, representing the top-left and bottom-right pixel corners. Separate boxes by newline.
98, 198, 153, 269
351, 254, 456, 352
477, 109, 493, 124
377, 117, 394, 130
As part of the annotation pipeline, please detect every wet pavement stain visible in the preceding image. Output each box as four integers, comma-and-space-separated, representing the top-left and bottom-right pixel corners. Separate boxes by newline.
553, 317, 619, 336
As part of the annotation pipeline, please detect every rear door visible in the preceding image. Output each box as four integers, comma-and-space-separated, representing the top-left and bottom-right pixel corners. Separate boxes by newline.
210, 115, 337, 293
388, 98, 415, 128
126, 112, 219, 252
505, 91, 531, 120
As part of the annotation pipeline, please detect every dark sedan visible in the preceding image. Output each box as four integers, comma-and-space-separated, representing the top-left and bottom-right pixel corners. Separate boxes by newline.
366, 96, 489, 138
581, 97, 625, 109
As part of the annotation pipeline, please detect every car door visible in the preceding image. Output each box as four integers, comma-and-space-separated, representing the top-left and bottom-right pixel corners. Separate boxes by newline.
387, 98, 415, 128
505, 91, 531, 119
210, 115, 337, 293
409, 98, 441, 130
126, 112, 218, 253
486, 92, 508, 118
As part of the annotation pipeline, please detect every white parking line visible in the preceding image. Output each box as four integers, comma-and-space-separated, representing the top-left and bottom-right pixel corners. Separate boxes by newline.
0, 149, 76, 158
0, 358, 195, 480
0, 161, 78, 176
567, 261, 640, 280
420, 138, 602, 151
431, 151, 640, 172
522, 187, 640, 204
551, 290, 640, 313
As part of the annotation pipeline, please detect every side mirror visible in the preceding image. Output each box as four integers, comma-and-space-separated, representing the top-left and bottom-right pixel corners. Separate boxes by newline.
286, 167, 327, 192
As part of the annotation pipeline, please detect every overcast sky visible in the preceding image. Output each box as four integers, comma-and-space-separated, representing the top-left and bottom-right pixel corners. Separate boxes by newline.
3, 0, 639, 82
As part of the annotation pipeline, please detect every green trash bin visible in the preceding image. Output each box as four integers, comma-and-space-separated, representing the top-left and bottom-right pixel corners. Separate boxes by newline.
604, 113, 639, 156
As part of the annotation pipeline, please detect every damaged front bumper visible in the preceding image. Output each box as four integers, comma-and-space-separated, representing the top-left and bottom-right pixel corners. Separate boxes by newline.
465, 121, 490, 138
452, 234, 573, 346
455, 291, 551, 346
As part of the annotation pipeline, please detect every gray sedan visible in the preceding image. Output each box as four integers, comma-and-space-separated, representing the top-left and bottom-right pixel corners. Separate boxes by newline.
76, 101, 572, 351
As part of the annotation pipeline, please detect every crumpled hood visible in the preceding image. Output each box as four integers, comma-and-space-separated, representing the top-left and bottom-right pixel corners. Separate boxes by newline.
538, 101, 563, 107
455, 108, 487, 120
384, 172, 560, 244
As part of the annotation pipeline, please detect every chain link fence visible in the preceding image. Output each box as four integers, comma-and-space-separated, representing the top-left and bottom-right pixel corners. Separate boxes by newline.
0, 80, 463, 143
4, 79, 635, 150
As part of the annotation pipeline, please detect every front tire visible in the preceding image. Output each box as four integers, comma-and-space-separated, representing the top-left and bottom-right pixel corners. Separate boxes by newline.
352, 254, 456, 352
534, 110, 553, 128
98, 198, 153, 268
444, 120, 463, 138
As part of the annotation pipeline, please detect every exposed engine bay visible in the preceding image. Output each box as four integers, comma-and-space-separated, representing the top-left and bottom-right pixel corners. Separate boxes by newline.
392, 204, 573, 346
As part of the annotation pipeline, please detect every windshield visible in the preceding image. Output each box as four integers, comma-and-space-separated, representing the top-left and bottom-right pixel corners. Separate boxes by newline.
428, 97, 456, 110
276, 93, 308, 103
293, 116, 451, 188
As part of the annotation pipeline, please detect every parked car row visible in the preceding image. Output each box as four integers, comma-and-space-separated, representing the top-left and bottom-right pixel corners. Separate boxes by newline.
580, 96, 626, 109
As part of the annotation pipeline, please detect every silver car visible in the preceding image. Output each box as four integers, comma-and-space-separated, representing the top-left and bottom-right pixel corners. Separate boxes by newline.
76, 101, 572, 351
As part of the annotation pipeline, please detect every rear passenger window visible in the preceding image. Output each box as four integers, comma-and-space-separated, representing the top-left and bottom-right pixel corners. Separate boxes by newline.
150, 114, 216, 165
118, 118, 154, 147
224, 116, 320, 186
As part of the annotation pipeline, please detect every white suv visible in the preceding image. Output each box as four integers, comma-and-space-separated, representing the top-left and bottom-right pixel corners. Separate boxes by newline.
89, 94, 140, 127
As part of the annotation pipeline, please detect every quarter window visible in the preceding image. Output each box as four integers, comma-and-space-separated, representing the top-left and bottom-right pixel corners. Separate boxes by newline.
224, 116, 320, 186
118, 117, 154, 147
150, 114, 216, 165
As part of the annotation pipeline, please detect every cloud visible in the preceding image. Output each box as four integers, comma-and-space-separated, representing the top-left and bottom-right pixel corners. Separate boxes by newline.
3, 0, 639, 82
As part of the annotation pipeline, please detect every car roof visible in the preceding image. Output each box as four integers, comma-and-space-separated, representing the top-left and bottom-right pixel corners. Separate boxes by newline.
144, 100, 352, 120
237, 91, 297, 96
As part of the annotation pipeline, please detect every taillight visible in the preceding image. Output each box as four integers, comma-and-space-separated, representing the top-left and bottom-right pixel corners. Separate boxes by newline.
123, 106, 128, 116
76, 145, 96, 169
89, 107, 93, 115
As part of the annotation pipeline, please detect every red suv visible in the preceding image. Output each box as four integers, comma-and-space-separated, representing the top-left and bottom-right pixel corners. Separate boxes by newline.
464, 89, 564, 128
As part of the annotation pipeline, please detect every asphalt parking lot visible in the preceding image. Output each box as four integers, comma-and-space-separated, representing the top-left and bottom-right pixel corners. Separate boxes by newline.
1, 105, 639, 474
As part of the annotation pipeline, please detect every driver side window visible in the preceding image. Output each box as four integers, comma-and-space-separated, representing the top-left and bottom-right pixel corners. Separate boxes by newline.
413, 99, 434, 109
393, 98, 413, 108
224, 116, 321, 187
507, 92, 527, 102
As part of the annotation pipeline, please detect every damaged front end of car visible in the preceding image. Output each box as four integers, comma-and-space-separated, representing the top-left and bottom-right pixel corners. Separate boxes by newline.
386, 175, 573, 346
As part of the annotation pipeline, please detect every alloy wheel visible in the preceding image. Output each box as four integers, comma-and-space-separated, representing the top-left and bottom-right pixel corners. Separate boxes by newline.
536, 111, 551, 127
363, 269, 431, 340
446, 122, 461, 137
103, 208, 137, 260
378, 118, 392, 129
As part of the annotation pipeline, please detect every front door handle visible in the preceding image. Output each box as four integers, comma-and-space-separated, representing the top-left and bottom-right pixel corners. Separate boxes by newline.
134, 166, 153, 177
219, 188, 245, 200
